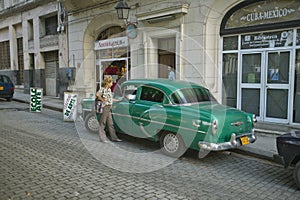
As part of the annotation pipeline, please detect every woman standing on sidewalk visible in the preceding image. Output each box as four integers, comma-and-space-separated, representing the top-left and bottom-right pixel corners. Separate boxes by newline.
96, 76, 121, 143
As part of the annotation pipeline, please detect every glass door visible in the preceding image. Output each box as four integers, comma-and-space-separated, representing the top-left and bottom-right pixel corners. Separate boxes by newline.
264, 51, 291, 123
240, 53, 263, 119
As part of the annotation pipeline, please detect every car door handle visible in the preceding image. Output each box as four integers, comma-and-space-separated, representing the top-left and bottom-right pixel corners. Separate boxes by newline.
192, 120, 201, 128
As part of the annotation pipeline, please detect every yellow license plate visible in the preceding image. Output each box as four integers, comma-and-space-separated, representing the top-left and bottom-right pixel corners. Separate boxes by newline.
240, 136, 250, 145
0, 86, 3, 90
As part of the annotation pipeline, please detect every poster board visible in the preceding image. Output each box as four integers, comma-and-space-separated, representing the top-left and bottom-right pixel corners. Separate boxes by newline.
63, 92, 78, 121
30, 88, 43, 112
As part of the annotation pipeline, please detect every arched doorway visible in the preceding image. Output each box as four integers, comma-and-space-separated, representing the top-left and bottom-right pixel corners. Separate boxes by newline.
220, 0, 300, 124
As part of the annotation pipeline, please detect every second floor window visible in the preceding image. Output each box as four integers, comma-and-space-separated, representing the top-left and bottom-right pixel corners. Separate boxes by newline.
45, 15, 57, 35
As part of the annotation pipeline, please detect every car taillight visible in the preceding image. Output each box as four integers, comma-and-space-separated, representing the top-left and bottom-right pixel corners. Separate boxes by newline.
253, 114, 257, 127
212, 120, 217, 134
10, 87, 14, 92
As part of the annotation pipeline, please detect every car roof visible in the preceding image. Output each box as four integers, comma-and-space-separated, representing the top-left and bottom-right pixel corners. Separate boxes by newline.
122, 79, 207, 95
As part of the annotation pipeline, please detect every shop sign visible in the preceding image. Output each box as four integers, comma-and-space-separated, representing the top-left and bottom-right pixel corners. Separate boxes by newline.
30, 88, 42, 112
94, 37, 128, 50
63, 92, 78, 121
241, 30, 293, 49
240, 8, 295, 23
225, 0, 300, 29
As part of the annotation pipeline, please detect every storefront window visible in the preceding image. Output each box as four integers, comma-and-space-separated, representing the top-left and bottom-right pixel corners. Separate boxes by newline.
294, 49, 300, 123
222, 53, 238, 107
223, 36, 238, 50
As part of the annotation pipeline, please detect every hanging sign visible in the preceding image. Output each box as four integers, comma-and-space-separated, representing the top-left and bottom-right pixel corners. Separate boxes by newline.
126, 23, 138, 39
30, 88, 43, 112
63, 92, 78, 121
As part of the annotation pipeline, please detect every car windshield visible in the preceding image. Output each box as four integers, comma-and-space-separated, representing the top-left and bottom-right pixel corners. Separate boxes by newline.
171, 87, 216, 104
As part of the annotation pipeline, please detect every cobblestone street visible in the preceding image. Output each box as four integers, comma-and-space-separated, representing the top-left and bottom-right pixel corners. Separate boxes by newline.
0, 101, 300, 200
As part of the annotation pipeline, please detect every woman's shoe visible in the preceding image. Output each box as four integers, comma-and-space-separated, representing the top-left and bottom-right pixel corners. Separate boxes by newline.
112, 138, 122, 142
100, 139, 110, 143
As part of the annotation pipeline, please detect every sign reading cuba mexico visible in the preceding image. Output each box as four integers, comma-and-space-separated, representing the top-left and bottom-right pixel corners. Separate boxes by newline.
30, 88, 43, 112
63, 92, 78, 121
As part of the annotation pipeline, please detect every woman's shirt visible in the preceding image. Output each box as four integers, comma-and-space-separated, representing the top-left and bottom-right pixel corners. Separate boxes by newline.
97, 87, 113, 106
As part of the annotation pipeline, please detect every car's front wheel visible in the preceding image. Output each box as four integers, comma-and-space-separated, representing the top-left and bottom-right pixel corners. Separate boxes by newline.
160, 132, 186, 158
294, 161, 300, 189
84, 113, 99, 133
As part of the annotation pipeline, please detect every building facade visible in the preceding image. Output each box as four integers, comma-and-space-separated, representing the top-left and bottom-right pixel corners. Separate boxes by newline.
52, 0, 300, 126
0, 0, 70, 97
0, 0, 298, 126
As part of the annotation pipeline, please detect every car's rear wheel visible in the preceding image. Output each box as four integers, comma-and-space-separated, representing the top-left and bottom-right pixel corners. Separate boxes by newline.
84, 113, 99, 133
294, 161, 300, 189
160, 132, 186, 158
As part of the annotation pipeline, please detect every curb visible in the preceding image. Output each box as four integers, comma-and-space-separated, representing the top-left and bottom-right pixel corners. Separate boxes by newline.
231, 148, 275, 163
254, 128, 284, 136
12, 98, 63, 113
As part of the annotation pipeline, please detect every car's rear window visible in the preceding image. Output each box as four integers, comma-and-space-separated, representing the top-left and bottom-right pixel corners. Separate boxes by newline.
0, 75, 10, 84
171, 88, 216, 104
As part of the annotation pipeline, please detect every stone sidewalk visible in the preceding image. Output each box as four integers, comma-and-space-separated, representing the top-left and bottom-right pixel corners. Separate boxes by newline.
12, 88, 300, 161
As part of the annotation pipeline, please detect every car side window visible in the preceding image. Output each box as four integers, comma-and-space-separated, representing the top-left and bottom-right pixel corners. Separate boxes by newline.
171, 88, 216, 104
140, 86, 164, 103
123, 84, 138, 100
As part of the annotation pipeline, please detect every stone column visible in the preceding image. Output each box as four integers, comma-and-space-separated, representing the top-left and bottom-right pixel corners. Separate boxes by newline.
9, 25, 18, 82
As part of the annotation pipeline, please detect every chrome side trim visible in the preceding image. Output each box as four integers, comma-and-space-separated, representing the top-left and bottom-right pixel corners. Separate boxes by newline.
112, 113, 207, 134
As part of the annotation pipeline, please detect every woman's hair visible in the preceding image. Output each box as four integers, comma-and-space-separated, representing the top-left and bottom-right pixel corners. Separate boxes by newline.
96, 83, 100, 92
103, 76, 113, 88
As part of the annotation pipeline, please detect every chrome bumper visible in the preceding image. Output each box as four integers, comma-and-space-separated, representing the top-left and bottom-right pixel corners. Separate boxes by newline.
198, 131, 257, 151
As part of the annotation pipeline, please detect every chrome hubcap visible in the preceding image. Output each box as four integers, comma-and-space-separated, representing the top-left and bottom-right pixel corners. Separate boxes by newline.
164, 134, 179, 153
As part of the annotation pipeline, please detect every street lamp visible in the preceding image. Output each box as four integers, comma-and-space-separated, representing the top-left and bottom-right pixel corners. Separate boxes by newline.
115, 0, 130, 21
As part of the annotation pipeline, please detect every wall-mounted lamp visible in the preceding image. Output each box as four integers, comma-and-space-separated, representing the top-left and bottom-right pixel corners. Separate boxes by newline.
115, 0, 130, 21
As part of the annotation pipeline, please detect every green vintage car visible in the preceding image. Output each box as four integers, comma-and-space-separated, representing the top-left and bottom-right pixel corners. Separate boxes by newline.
81, 79, 257, 157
